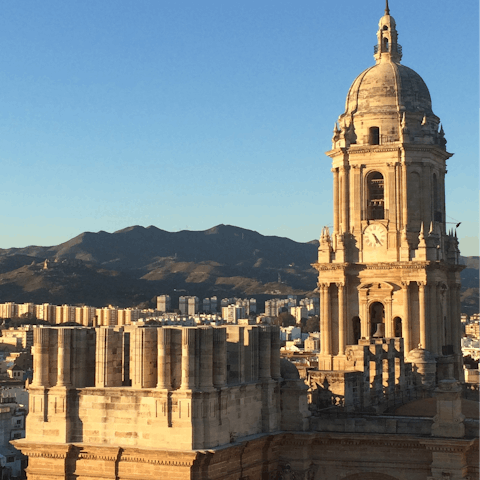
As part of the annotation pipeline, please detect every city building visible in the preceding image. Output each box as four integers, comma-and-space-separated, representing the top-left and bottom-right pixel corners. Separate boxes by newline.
156, 295, 171, 313
221, 305, 245, 324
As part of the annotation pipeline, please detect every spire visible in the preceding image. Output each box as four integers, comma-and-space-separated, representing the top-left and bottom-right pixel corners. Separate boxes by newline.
418, 222, 425, 241
385, 0, 390, 15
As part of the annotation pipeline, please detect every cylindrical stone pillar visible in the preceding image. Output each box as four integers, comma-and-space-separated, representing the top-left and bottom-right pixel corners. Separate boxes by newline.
212, 327, 227, 388
418, 282, 426, 349
95, 327, 122, 388
337, 283, 345, 355
32, 327, 50, 387
429, 284, 437, 354
258, 326, 271, 380
157, 328, 172, 390
57, 328, 72, 387
401, 160, 408, 229
181, 328, 196, 389
270, 325, 281, 380
402, 281, 411, 353
199, 328, 213, 389
333, 168, 339, 234
452, 284, 461, 354
324, 284, 332, 355
341, 166, 349, 233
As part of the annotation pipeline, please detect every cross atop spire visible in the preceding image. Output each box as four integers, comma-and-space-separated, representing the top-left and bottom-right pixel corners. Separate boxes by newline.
385, 0, 390, 15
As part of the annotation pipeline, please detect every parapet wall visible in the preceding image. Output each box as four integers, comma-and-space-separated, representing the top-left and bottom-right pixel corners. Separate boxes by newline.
27, 325, 308, 450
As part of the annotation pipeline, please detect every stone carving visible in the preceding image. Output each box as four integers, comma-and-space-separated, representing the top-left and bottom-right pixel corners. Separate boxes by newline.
272, 464, 317, 480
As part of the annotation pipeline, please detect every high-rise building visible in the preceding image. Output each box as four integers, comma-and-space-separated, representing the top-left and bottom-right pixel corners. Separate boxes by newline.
156, 295, 171, 313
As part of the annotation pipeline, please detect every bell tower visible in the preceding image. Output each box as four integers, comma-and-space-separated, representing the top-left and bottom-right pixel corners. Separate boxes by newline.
314, 3, 463, 380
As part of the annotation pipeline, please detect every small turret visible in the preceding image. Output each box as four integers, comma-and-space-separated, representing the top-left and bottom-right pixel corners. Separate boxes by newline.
374, 1, 402, 64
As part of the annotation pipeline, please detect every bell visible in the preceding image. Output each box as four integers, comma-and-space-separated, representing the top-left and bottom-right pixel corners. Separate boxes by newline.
372, 323, 385, 338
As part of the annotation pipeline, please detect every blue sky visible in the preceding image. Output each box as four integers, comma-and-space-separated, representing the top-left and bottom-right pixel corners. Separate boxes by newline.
0, 0, 477, 255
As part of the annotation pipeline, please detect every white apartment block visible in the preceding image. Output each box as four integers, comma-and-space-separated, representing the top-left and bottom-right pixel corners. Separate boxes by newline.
202, 297, 218, 313
95, 307, 118, 326
299, 297, 320, 316
221, 305, 246, 324
0, 303, 17, 319
17, 303, 34, 318
156, 295, 171, 313
290, 306, 308, 323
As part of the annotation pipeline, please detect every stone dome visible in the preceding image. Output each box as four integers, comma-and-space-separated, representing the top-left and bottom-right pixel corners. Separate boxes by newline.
344, 62, 433, 118
280, 358, 300, 380
331, 7, 443, 149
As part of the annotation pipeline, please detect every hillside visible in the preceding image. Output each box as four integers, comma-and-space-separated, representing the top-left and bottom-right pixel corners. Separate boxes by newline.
0, 225, 477, 313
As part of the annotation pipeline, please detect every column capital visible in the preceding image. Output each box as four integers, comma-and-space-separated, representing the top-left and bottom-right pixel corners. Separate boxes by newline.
336, 282, 345, 289
401, 280, 410, 288
417, 281, 426, 288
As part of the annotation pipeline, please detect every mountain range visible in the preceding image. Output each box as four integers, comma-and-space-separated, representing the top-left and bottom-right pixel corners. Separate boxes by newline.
0, 224, 477, 314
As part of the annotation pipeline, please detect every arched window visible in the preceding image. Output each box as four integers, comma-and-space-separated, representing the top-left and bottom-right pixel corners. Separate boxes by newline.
352, 316, 361, 344
367, 171, 385, 219
394, 317, 402, 337
369, 126, 380, 145
383, 37, 389, 52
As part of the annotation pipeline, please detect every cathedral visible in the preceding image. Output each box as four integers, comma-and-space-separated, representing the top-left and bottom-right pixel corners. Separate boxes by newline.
13, 3, 478, 480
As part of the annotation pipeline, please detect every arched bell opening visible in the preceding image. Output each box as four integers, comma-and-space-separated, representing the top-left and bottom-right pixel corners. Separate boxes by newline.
352, 316, 361, 344
370, 302, 385, 337
366, 171, 384, 219
394, 316, 402, 337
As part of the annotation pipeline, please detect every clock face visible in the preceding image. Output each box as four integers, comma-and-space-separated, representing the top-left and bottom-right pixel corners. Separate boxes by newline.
364, 224, 386, 248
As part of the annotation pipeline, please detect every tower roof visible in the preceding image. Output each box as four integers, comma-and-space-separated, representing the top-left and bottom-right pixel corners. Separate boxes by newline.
341, 3, 435, 120
344, 62, 433, 117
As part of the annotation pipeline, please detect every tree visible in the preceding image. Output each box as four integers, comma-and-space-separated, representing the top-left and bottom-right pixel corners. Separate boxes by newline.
300, 316, 320, 333
273, 312, 296, 327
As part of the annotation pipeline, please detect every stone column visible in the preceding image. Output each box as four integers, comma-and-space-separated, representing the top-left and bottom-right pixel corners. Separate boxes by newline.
418, 282, 427, 349
337, 282, 345, 355
131, 327, 158, 389
258, 326, 272, 380
340, 167, 349, 233
401, 159, 408, 230
402, 281, 411, 352
198, 328, 214, 390
212, 328, 227, 388
157, 328, 172, 390
95, 327, 122, 388
351, 164, 361, 231
430, 283, 438, 355
359, 290, 369, 339
270, 325, 281, 380
56, 328, 72, 387
32, 327, 50, 387
320, 284, 325, 353
323, 284, 332, 355
332, 167, 339, 235
181, 328, 196, 390
452, 284, 461, 354
384, 297, 393, 338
